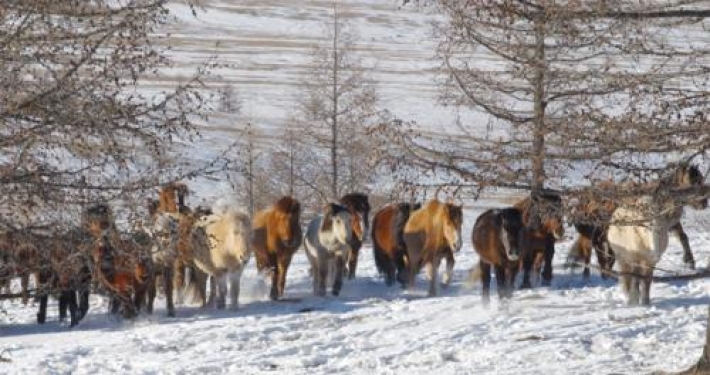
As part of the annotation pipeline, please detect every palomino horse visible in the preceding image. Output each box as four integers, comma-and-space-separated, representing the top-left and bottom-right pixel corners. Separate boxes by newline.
339, 193, 371, 279
85, 204, 154, 319
372, 202, 420, 286
181, 205, 252, 309
514, 192, 565, 288
403, 200, 463, 296
570, 164, 706, 278
304, 203, 354, 296
607, 165, 707, 305
251, 196, 302, 300
471, 208, 525, 302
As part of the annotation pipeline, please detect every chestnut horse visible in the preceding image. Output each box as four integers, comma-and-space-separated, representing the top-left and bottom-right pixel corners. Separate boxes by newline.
251, 196, 302, 300
403, 200, 463, 296
372, 202, 420, 286
607, 164, 707, 306
471, 208, 525, 302
85, 204, 153, 319
514, 192, 565, 288
304, 203, 354, 296
339, 193, 370, 280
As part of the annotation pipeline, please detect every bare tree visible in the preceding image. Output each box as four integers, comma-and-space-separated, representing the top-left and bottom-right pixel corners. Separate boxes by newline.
292, 2, 380, 203
0, 0, 220, 230
379, 1, 710, 207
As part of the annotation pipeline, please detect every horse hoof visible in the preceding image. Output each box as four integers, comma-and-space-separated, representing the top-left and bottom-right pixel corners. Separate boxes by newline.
520, 282, 532, 290
541, 279, 552, 287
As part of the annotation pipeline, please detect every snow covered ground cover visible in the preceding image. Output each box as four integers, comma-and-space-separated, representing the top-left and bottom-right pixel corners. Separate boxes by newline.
2, 1, 710, 374
2, 204, 710, 374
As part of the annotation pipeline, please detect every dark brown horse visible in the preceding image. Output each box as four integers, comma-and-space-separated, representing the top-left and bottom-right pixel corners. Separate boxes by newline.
372, 202, 420, 286
567, 193, 616, 279
514, 192, 565, 288
471, 208, 525, 302
251, 196, 302, 300
339, 193, 370, 280
403, 200, 463, 296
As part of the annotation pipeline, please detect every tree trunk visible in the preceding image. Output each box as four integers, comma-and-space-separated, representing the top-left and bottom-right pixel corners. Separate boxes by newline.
531, 12, 546, 198
330, 1, 340, 199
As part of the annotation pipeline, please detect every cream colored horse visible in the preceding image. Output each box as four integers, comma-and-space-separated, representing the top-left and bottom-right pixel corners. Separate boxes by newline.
186, 206, 252, 309
607, 164, 707, 306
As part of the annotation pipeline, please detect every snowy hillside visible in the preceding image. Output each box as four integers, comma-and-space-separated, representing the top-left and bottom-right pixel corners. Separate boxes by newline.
2, 1, 710, 374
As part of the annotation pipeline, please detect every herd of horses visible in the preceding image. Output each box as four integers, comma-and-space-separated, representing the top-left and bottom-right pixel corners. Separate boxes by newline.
0, 163, 707, 327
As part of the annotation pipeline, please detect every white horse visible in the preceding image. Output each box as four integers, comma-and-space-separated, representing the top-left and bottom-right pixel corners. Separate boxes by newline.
185, 205, 252, 309
304, 203, 353, 297
607, 164, 707, 306
607, 195, 683, 305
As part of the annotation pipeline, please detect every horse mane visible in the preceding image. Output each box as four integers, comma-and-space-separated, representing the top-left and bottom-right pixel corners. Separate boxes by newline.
274, 196, 301, 215
514, 192, 562, 227
321, 203, 349, 233
340, 193, 370, 214
158, 182, 189, 213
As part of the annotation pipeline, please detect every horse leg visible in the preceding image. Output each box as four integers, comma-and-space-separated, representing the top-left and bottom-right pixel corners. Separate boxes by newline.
276, 253, 293, 298
541, 235, 555, 286
480, 261, 492, 304
442, 248, 455, 288
427, 256, 441, 297
147, 267, 158, 315
619, 262, 632, 304
507, 263, 519, 299
347, 246, 359, 280
78, 266, 91, 320
671, 223, 695, 270
520, 242, 534, 289
407, 251, 422, 291
20, 273, 29, 306
59, 289, 68, 323
36, 271, 49, 324
494, 264, 510, 300
316, 256, 328, 297
268, 253, 280, 301
640, 268, 653, 306
229, 269, 242, 309
332, 255, 345, 296
174, 260, 186, 305
216, 274, 227, 309
164, 265, 175, 317
580, 235, 592, 279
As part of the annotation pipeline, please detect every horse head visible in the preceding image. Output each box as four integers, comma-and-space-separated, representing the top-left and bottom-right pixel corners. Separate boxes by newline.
322, 203, 353, 247
274, 196, 302, 249
529, 193, 565, 241
348, 208, 365, 242
443, 202, 464, 253
84, 203, 115, 237
498, 208, 524, 261
340, 193, 370, 240
671, 164, 707, 210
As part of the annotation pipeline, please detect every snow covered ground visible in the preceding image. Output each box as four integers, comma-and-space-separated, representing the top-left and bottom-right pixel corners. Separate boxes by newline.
2, 1, 710, 374
2, 204, 710, 374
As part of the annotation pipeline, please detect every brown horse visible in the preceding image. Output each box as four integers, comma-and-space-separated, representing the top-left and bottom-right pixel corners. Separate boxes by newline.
251, 196, 302, 300
403, 200, 463, 296
514, 192, 565, 288
339, 193, 370, 280
85, 204, 153, 319
471, 208, 525, 302
569, 164, 706, 277
372, 202, 420, 286
567, 193, 616, 279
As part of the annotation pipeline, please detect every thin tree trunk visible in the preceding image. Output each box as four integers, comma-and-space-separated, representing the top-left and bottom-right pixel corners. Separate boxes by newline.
330, 0, 339, 199
531, 13, 546, 198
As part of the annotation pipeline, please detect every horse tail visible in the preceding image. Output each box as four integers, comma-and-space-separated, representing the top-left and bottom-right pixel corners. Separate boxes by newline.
564, 236, 583, 269
181, 266, 202, 305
